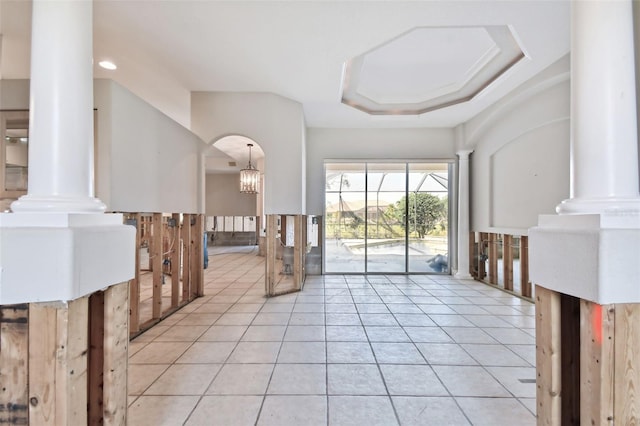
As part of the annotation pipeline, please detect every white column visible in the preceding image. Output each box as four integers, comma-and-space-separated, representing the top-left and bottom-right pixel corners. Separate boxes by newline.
0, 0, 134, 304
455, 149, 473, 280
530, 0, 640, 305
11, 0, 105, 213
556, 0, 640, 215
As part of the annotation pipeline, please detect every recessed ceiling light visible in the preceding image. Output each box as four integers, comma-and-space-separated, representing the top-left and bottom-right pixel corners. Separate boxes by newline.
98, 60, 117, 70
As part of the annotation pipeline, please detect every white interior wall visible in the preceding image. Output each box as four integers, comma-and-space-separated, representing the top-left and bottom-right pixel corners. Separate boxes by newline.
305, 127, 455, 215
205, 173, 257, 216
191, 92, 306, 215
489, 120, 569, 229
467, 55, 571, 235
634, 1, 640, 185
95, 79, 206, 213
0, 80, 28, 211
106, 68, 192, 131
6, 143, 27, 166
0, 79, 204, 214
0, 79, 29, 109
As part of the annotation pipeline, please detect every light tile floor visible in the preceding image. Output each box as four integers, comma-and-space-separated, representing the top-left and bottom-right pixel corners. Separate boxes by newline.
128, 249, 537, 426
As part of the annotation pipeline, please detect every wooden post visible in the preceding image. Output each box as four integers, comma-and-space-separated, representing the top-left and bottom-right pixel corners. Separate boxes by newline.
191, 214, 204, 297
181, 214, 191, 302
102, 283, 129, 425
520, 236, 531, 298
293, 215, 304, 291
254, 215, 260, 245
536, 285, 562, 425
129, 213, 141, 335
171, 213, 181, 308
280, 215, 287, 246
559, 294, 581, 425
612, 304, 640, 423
580, 300, 615, 425
488, 233, 498, 284
468, 232, 475, 277
477, 232, 487, 280
302, 215, 308, 283
151, 213, 163, 319
265, 215, 277, 296
88, 292, 105, 425
140, 215, 150, 271
189, 215, 198, 299
29, 299, 89, 425
0, 304, 29, 425
503, 234, 514, 291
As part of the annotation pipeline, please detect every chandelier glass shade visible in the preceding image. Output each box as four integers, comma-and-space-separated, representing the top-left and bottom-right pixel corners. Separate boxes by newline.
240, 143, 259, 194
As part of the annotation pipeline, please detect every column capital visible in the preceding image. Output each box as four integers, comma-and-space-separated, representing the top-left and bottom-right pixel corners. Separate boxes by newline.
456, 149, 474, 159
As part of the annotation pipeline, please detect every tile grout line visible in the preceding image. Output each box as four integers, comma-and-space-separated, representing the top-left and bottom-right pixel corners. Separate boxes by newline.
252, 289, 297, 426
357, 276, 402, 426
182, 269, 256, 425
324, 275, 330, 426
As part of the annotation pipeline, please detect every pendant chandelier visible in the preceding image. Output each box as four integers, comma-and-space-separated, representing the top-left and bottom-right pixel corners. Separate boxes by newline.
239, 143, 259, 194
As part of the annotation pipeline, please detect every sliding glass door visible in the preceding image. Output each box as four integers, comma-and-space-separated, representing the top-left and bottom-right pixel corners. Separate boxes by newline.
325, 161, 450, 274
407, 163, 449, 272
366, 163, 406, 273
325, 163, 366, 273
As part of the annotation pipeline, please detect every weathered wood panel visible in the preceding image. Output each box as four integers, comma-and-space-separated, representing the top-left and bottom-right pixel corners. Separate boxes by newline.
129, 213, 141, 334
560, 293, 580, 425
613, 304, 640, 424
536, 285, 562, 425
520, 236, 531, 298
503, 234, 513, 291
151, 213, 163, 319
88, 293, 105, 425
0, 304, 29, 425
265, 215, 277, 295
29, 299, 88, 425
102, 283, 129, 425
293, 215, 304, 291
64, 298, 88, 425
171, 213, 181, 308
181, 214, 191, 302
580, 300, 615, 426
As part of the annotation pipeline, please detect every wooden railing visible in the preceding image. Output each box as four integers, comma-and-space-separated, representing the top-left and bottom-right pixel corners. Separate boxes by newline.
123, 212, 204, 337
470, 232, 532, 300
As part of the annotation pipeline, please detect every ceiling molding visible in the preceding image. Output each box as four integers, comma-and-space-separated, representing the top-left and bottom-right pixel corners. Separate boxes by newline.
341, 26, 526, 116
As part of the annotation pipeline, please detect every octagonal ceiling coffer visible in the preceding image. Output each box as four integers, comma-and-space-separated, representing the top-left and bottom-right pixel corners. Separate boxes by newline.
341, 26, 525, 115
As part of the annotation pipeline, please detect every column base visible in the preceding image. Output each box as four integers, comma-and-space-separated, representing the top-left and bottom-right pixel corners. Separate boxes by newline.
0, 212, 135, 304
556, 196, 640, 216
530, 213, 640, 304
11, 194, 106, 214
454, 271, 473, 280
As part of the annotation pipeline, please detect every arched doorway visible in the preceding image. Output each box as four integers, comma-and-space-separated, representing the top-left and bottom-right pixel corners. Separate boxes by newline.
203, 135, 265, 251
